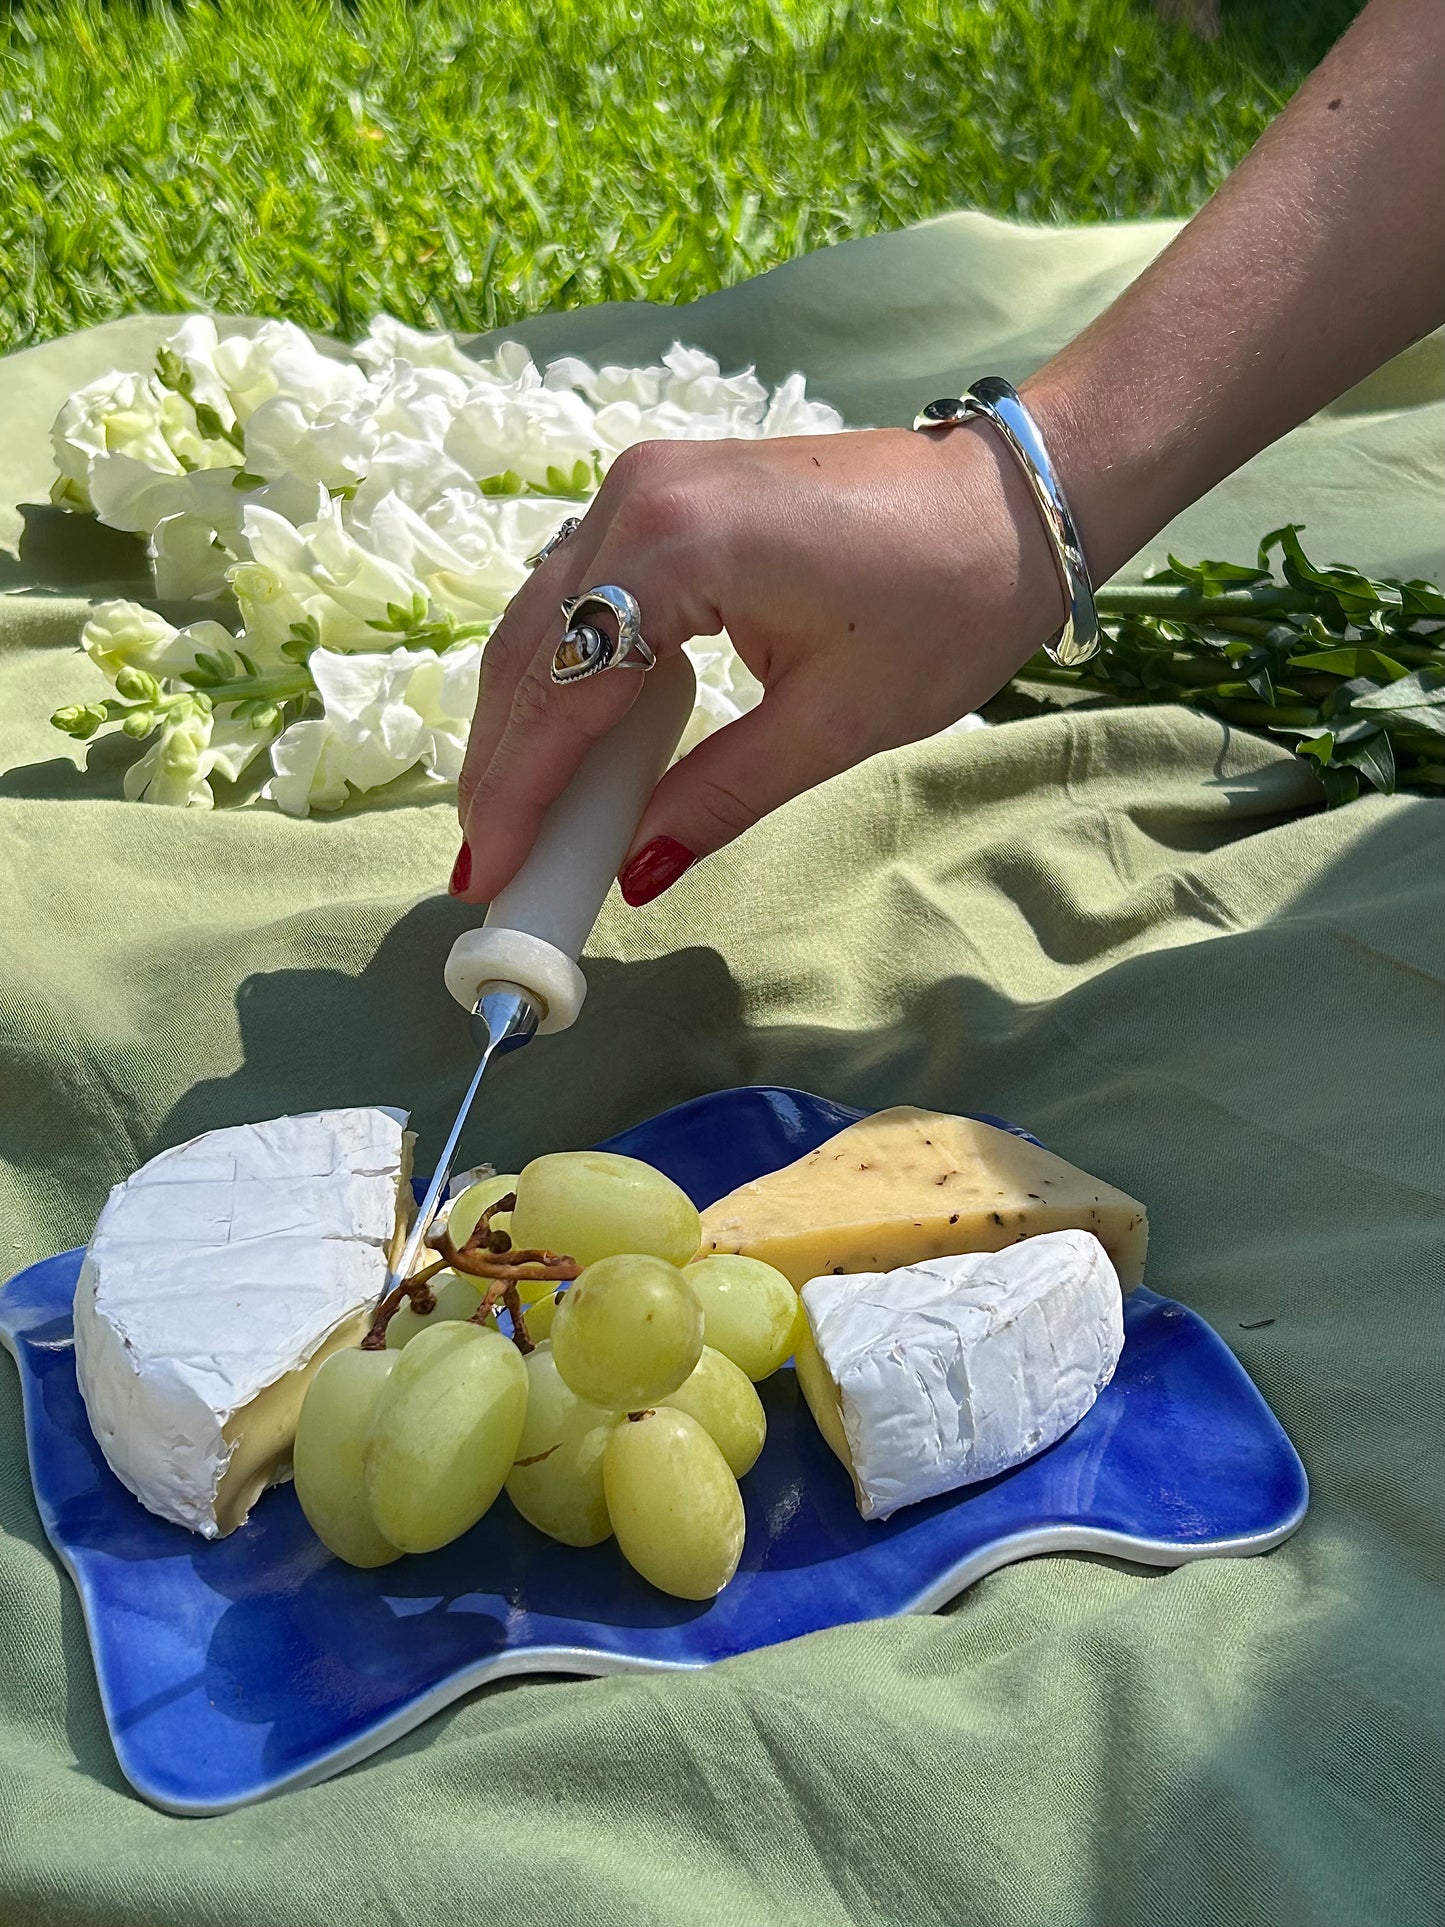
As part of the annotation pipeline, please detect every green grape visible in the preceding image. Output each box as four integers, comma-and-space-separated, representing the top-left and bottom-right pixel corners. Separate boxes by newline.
509, 1150, 700, 1269
446, 1171, 520, 1251
683, 1254, 804, 1381
551, 1254, 703, 1408
385, 1270, 493, 1349
364, 1320, 528, 1553
504, 1344, 617, 1547
294, 1349, 402, 1569
516, 1286, 563, 1343
603, 1408, 746, 1599
659, 1345, 766, 1477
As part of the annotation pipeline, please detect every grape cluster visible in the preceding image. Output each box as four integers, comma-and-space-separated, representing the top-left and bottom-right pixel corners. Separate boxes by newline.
293, 1152, 803, 1600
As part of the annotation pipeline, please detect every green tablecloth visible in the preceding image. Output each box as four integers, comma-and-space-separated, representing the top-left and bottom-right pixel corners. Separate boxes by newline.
1, 212, 1441, 1927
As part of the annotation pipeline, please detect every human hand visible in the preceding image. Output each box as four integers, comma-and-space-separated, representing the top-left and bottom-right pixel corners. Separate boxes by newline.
452, 420, 1064, 906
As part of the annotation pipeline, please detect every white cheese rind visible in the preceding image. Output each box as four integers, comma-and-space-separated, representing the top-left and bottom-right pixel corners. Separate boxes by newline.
800, 1229, 1124, 1521
73, 1107, 406, 1537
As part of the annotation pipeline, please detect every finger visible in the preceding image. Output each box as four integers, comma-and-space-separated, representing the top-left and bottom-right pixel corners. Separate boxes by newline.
457, 494, 723, 904
617, 681, 868, 906
456, 506, 613, 829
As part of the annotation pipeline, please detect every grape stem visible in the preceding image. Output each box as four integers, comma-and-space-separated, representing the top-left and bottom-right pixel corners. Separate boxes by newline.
360, 1197, 579, 1351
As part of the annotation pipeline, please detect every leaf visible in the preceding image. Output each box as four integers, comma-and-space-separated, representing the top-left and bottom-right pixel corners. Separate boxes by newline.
1399, 579, 1445, 619
1288, 646, 1408, 682
1338, 727, 1396, 795
1315, 762, 1361, 808
232, 470, 266, 490
1163, 551, 1270, 592
1351, 668, 1445, 738
1260, 524, 1404, 621
478, 469, 525, 497
1293, 732, 1334, 766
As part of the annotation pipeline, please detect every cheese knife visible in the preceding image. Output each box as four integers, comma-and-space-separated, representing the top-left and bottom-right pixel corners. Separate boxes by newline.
383, 649, 697, 1290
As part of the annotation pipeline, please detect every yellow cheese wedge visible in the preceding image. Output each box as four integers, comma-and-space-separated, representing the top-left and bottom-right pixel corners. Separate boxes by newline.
697, 1107, 1148, 1289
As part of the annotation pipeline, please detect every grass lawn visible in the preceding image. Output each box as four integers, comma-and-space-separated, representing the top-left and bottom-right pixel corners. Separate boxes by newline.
1, 0, 1361, 356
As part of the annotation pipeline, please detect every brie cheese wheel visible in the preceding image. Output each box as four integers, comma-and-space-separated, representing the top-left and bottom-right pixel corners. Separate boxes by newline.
797, 1229, 1124, 1521
73, 1107, 409, 1539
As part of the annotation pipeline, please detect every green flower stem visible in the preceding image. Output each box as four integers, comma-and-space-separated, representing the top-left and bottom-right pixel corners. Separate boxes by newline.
196, 670, 314, 706
1094, 585, 1314, 617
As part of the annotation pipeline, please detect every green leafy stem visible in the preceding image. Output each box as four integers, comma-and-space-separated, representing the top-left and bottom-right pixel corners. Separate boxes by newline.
1011, 525, 1444, 806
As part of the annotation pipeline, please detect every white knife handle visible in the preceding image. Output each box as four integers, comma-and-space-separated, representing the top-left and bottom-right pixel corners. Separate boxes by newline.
445, 650, 696, 1033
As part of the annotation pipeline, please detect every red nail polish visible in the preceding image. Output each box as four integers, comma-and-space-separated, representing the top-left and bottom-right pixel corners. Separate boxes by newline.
619, 836, 697, 907
449, 839, 472, 896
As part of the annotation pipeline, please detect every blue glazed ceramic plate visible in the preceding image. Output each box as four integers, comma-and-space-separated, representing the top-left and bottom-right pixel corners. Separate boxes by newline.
0, 1086, 1307, 1815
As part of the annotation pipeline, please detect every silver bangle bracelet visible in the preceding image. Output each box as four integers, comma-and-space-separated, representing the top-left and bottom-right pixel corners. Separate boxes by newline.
914, 378, 1100, 669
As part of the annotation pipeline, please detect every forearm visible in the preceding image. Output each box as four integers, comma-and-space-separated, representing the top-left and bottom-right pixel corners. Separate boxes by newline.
1023, 0, 1445, 581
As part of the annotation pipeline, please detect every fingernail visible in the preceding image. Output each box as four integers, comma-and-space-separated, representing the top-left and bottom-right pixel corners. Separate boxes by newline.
448, 839, 472, 896
619, 836, 697, 907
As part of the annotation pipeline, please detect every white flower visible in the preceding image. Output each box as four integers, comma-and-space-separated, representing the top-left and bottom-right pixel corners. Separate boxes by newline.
211, 320, 367, 426
50, 372, 182, 512
139, 468, 324, 603
240, 497, 430, 651
265, 718, 352, 815
80, 601, 238, 684
344, 435, 476, 523
365, 361, 471, 444
679, 631, 764, 756
150, 512, 234, 601
349, 487, 548, 623
242, 394, 379, 491
444, 381, 601, 489
158, 316, 240, 433
121, 701, 270, 809
353, 315, 479, 379
266, 643, 482, 816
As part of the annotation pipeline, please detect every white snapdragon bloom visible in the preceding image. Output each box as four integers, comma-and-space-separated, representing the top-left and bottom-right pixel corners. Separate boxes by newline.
756, 370, 846, 438
365, 361, 471, 445
211, 320, 367, 426
353, 315, 480, 379
159, 315, 241, 432
80, 601, 239, 684
349, 487, 551, 623
240, 498, 431, 651
143, 467, 325, 603
344, 436, 477, 523
444, 379, 601, 489
546, 343, 844, 451
150, 512, 234, 602
50, 372, 183, 512
266, 643, 482, 816
123, 700, 271, 809
678, 631, 764, 757
242, 394, 379, 491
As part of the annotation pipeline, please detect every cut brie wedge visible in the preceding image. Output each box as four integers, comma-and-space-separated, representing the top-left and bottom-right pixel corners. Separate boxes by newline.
796, 1229, 1124, 1520
699, 1107, 1148, 1289
73, 1107, 410, 1538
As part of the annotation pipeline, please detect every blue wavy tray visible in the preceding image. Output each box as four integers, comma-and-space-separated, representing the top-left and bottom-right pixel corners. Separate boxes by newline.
0, 1085, 1307, 1814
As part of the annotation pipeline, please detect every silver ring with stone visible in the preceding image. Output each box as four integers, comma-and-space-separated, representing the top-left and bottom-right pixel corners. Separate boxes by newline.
551, 585, 656, 684
525, 516, 583, 571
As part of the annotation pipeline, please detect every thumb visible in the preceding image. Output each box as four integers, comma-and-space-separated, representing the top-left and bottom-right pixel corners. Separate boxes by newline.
618, 685, 862, 907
